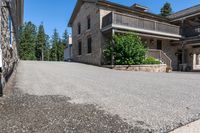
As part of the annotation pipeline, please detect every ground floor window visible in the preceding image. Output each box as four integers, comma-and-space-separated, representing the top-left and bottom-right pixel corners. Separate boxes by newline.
157, 40, 162, 50
87, 37, 92, 53
78, 41, 82, 55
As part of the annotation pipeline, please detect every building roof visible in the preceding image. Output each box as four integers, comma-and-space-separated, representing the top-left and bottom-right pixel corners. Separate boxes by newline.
68, 0, 96, 27
131, 3, 148, 12
168, 4, 200, 21
68, 0, 169, 27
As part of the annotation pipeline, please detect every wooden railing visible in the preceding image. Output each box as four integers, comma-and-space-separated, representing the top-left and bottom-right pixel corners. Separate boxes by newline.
183, 26, 200, 37
147, 49, 172, 68
102, 12, 180, 35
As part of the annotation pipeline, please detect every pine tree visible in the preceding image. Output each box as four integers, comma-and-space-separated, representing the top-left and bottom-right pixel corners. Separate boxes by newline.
57, 39, 65, 61
62, 29, 69, 47
36, 24, 46, 61
50, 29, 59, 61
44, 35, 50, 61
160, 2, 172, 17
19, 22, 37, 60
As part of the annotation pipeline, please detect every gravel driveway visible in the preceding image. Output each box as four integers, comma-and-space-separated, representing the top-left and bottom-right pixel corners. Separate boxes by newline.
2, 61, 200, 132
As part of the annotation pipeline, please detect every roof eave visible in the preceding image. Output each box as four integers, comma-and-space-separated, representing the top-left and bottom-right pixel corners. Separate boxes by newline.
68, 0, 82, 27
168, 4, 200, 21
68, 0, 98, 27
97, 0, 170, 22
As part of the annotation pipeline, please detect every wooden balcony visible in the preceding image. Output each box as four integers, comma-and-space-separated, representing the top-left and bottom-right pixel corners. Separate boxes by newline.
102, 12, 181, 38
183, 26, 200, 38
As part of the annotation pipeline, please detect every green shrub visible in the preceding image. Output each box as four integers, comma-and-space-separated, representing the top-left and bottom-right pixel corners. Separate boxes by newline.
103, 33, 147, 65
143, 57, 160, 64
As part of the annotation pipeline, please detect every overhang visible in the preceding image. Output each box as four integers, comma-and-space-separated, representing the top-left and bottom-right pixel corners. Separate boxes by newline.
102, 24, 181, 41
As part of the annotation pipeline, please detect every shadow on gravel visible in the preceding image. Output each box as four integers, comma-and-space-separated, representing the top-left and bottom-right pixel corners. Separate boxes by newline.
0, 68, 153, 133
0, 93, 152, 133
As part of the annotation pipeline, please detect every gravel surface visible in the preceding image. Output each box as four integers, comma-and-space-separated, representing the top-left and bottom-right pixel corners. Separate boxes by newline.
3, 61, 200, 132
0, 93, 143, 133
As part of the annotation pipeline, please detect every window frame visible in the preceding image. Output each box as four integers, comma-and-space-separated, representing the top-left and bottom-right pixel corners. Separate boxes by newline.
8, 16, 12, 47
78, 23, 81, 35
87, 16, 91, 30
78, 41, 82, 55
87, 36, 92, 54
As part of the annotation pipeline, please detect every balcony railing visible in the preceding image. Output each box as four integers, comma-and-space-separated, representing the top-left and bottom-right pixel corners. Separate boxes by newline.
183, 26, 200, 38
102, 12, 180, 35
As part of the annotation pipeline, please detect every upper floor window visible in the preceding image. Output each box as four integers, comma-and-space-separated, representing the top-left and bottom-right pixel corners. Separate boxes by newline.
78, 41, 82, 55
157, 40, 162, 50
78, 23, 81, 34
87, 37, 92, 53
87, 16, 91, 30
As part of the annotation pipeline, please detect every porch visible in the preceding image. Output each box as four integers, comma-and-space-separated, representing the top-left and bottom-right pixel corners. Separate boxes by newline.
102, 30, 179, 70
101, 11, 182, 70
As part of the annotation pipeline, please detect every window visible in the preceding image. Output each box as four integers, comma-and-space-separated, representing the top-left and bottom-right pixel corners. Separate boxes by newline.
87, 37, 92, 53
78, 41, 82, 55
87, 16, 91, 29
8, 16, 12, 47
157, 40, 162, 50
78, 23, 81, 34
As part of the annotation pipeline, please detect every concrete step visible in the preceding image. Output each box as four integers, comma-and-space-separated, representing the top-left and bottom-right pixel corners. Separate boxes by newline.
171, 120, 200, 133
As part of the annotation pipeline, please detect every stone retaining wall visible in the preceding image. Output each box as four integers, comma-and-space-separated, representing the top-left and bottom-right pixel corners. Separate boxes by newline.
104, 64, 168, 72
0, 0, 23, 96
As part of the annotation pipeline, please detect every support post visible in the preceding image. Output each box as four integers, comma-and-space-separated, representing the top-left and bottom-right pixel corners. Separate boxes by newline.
181, 19, 186, 65
193, 53, 196, 70
111, 29, 115, 67
181, 18, 185, 64
181, 42, 185, 64
197, 54, 200, 65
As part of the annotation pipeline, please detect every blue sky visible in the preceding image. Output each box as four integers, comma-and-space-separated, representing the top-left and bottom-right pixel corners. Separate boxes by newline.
25, 0, 200, 37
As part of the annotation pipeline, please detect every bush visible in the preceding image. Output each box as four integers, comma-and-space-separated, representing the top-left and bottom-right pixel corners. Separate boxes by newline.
143, 57, 160, 64
103, 33, 147, 65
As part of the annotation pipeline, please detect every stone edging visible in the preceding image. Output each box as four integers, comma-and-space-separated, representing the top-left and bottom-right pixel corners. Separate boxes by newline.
103, 64, 168, 73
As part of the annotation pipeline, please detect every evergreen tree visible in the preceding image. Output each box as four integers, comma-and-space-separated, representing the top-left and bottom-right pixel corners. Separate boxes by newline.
57, 39, 65, 61
19, 22, 65, 62
50, 29, 59, 61
62, 29, 69, 47
36, 24, 46, 61
44, 35, 50, 61
19, 22, 37, 60
160, 2, 172, 17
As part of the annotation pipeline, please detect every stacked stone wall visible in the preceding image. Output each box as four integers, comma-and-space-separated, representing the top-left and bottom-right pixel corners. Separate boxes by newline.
0, 0, 19, 94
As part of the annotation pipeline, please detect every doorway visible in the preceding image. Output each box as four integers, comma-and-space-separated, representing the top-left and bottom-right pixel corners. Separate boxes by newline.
177, 50, 182, 70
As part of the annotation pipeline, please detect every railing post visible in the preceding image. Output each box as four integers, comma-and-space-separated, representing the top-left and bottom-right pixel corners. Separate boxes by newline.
155, 21, 157, 31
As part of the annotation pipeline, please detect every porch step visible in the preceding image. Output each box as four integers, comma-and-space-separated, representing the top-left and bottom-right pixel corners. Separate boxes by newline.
147, 49, 172, 68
